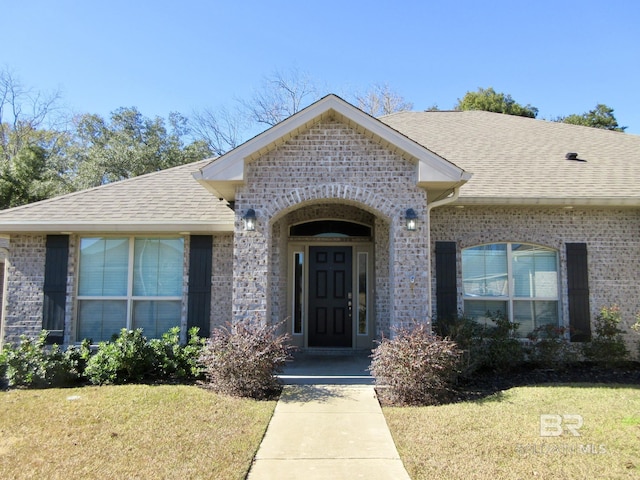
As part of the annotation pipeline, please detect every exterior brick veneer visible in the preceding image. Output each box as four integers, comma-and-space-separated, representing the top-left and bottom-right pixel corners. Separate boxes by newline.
233, 119, 429, 339
2, 235, 46, 344
1, 119, 638, 350
1, 234, 234, 345
430, 206, 640, 343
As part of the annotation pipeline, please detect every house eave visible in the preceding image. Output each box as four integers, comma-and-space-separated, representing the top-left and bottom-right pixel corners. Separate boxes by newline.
0, 221, 235, 234
452, 197, 640, 207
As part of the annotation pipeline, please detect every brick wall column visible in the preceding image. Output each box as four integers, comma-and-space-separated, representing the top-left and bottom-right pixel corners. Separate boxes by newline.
389, 207, 429, 335
2, 235, 46, 344
232, 210, 270, 324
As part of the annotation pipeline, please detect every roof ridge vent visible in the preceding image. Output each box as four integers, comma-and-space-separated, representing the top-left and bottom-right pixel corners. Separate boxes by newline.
565, 152, 586, 162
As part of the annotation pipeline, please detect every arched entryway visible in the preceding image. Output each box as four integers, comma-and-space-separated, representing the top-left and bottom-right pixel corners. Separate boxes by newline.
272, 203, 386, 350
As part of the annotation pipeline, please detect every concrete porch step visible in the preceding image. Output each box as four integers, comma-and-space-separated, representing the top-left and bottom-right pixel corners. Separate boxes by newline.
279, 351, 374, 385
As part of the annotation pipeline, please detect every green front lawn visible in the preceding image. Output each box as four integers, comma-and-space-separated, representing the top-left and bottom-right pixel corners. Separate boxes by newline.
384, 384, 640, 480
0, 385, 275, 480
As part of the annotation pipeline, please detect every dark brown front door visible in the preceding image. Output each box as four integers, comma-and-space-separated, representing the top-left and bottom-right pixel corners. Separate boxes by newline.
308, 246, 352, 347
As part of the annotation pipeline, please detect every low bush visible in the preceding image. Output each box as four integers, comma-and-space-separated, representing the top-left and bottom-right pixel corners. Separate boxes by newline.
199, 318, 293, 399
434, 313, 486, 375
526, 324, 578, 368
149, 326, 206, 380
481, 311, 525, 372
369, 323, 462, 406
582, 305, 630, 366
84, 328, 157, 385
0, 331, 89, 388
2, 326, 205, 388
632, 314, 640, 360
435, 311, 525, 374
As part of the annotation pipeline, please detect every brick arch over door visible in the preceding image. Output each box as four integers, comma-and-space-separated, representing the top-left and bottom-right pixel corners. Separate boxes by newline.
264, 183, 397, 225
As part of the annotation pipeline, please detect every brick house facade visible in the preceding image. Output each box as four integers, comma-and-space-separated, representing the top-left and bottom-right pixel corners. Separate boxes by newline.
0, 95, 638, 351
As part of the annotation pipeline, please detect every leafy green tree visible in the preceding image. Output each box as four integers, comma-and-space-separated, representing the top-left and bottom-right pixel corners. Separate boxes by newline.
0, 69, 72, 209
455, 87, 538, 118
69, 107, 211, 189
0, 145, 59, 208
558, 104, 626, 132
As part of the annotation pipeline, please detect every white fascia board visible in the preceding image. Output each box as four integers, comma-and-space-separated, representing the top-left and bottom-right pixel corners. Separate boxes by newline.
418, 160, 473, 184
0, 221, 234, 234
454, 197, 640, 207
197, 155, 245, 182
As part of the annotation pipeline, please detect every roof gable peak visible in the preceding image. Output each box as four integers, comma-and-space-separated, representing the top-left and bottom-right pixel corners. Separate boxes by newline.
194, 94, 470, 201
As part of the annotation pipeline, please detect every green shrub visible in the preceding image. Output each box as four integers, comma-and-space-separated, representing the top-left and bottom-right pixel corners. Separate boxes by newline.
85, 328, 156, 385
479, 311, 525, 372
526, 325, 578, 368
0, 331, 88, 388
149, 326, 206, 381
199, 318, 293, 399
434, 313, 486, 375
435, 311, 525, 374
632, 313, 640, 360
369, 323, 462, 406
582, 305, 630, 366
0, 355, 6, 389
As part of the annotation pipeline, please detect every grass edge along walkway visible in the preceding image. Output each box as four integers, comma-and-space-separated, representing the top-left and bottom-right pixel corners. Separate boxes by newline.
383, 383, 640, 480
0, 384, 276, 480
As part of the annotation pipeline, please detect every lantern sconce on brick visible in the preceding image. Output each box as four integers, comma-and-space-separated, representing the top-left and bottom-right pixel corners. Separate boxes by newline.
405, 208, 418, 231
243, 208, 256, 231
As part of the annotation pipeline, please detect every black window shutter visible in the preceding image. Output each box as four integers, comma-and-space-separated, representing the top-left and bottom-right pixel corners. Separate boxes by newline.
43, 235, 69, 344
566, 243, 591, 342
435, 241, 458, 322
188, 235, 212, 337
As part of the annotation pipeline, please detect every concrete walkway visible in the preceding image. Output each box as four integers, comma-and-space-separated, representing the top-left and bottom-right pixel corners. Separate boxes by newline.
247, 354, 411, 479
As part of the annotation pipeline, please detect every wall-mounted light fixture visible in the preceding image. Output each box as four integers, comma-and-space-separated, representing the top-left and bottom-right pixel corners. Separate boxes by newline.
405, 208, 417, 231
243, 208, 256, 231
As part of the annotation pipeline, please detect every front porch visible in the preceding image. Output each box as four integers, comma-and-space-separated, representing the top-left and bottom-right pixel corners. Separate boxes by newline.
278, 350, 373, 385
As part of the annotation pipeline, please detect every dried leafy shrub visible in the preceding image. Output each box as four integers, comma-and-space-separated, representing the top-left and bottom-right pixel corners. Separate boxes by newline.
199, 318, 293, 399
369, 323, 462, 406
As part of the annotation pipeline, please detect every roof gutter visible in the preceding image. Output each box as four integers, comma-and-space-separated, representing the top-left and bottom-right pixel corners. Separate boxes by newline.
0, 221, 234, 234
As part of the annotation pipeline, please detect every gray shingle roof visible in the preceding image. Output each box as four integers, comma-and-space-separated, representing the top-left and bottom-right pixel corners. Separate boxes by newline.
381, 110, 640, 205
0, 160, 234, 232
1, 108, 638, 233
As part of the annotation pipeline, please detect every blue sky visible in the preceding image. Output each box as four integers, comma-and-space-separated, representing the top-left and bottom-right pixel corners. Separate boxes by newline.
4, 0, 640, 133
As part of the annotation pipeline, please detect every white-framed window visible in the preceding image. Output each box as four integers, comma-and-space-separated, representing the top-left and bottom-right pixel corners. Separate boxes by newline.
76, 237, 184, 342
462, 243, 559, 336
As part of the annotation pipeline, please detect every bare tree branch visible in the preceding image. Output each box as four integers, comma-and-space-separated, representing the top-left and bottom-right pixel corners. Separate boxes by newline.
242, 68, 320, 126
355, 83, 413, 117
190, 104, 246, 156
